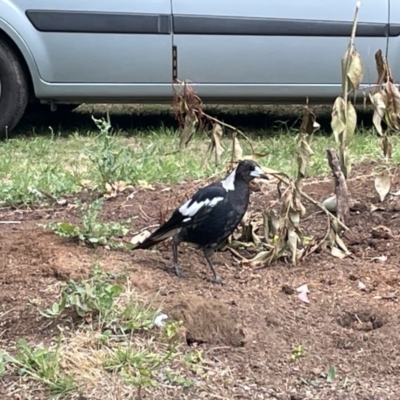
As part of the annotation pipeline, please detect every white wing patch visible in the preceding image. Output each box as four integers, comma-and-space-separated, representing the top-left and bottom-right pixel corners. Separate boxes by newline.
221, 168, 236, 191
179, 196, 224, 217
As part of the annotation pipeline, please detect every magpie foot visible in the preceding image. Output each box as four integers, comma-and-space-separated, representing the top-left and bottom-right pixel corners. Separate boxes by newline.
205, 275, 224, 285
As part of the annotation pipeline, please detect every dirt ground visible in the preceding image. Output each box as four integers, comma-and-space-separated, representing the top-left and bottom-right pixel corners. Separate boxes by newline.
1, 162, 400, 399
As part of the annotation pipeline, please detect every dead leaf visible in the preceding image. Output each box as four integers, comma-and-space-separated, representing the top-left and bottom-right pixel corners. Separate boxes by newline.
374, 171, 391, 202
387, 82, 400, 115
297, 136, 314, 178
375, 49, 391, 84
369, 91, 387, 136
344, 102, 357, 146
331, 246, 348, 259
242, 153, 269, 162
288, 228, 298, 265
242, 250, 272, 265
232, 136, 243, 161
212, 123, 224, 165
131, 230, 151, 246
342, 48, 364, 94
179, 113, 198, 150
137, 180, 155, 190
371, 255, 387, 262
331, 97, 346, 144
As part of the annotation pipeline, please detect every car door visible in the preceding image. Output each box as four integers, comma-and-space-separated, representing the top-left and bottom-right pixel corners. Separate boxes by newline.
16, 0, 172, 84
388, 0, 400, 79
172, 0, 390, 101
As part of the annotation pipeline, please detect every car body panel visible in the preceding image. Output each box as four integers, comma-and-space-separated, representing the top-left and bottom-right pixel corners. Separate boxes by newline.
389, 0, 400, 85
0, 0, 397, 104
172, 0, 390, 101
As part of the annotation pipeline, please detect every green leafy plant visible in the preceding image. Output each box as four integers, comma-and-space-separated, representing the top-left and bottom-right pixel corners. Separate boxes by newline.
291, 344, 306, 361
39, 266, 158, 335
86, 113, 129, 191
44, 198, 130, 247
164, 371, 194, 388
39, 266, 123, 321
0, 338, 76, 396
326, 365, 337, 383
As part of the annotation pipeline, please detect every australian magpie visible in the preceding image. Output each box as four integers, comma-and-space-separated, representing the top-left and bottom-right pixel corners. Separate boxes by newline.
134, 160, 269, 284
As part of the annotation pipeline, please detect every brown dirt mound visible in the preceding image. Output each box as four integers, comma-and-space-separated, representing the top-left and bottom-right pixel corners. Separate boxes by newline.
164, 293, 245, 347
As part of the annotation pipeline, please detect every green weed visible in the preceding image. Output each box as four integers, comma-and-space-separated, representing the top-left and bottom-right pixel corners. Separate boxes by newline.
0, 338, 76, 396
44, 198, 130, 247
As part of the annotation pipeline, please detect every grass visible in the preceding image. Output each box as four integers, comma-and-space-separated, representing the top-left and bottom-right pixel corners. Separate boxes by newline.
0, 109, 396, 207
1, 265, 202, 399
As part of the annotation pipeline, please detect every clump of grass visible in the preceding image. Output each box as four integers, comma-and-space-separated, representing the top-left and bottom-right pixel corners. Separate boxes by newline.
0, 338, 77, 397
43, 198, 131, 248
1, 265, 203, 399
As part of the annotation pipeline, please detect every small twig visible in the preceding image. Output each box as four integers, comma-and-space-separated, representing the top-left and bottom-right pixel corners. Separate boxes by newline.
130, 224, 160, 237
0, 221, 21, 224
138, 204, 150, 222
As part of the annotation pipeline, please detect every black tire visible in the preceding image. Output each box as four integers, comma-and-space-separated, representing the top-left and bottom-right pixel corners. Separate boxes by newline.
0, 39, 28, 139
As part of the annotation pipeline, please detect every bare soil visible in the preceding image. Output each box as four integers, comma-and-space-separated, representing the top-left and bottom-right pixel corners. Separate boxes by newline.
2, 163, 400, 399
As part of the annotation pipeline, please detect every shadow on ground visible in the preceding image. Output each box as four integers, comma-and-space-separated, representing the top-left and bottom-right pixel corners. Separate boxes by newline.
14, 103, 375, 137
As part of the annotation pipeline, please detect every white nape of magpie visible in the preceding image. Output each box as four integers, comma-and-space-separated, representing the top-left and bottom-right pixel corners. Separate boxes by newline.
134, 160, 269, 284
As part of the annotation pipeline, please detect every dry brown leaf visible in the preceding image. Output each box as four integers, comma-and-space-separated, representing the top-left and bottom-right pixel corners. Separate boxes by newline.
369, 91, 387, 136
242, 250, 272, 265
342, 49, 364, 94
374, 49, 392, 84
211, 123, 224, 165
131, 230, 151, 246
331, 246, 348, 259
331, 97, 346, 143
380, 136, 392, 159
374, 171, 391, 202
242, 153, 269, 162
287, 228, 298, 265
232, 136, 243, 161
344, 102, 357, 146
178, 113, 198, 150
387, 82, 400, 116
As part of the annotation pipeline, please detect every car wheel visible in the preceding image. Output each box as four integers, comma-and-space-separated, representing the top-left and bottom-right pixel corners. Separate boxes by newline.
0, 38, 28, 139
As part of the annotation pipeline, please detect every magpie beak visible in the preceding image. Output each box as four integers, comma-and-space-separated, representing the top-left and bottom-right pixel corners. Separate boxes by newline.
250, 166, 269, 180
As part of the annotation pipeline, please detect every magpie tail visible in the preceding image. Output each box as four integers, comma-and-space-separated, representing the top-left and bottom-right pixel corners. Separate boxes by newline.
133, 221, 180, 250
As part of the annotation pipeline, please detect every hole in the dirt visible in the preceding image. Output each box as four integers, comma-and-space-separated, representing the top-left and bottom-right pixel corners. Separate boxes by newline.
186, 337, 206, 346
337, 309, 387, 331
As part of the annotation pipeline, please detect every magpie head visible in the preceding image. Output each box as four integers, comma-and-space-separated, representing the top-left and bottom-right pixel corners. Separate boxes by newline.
236, 160, 269, 182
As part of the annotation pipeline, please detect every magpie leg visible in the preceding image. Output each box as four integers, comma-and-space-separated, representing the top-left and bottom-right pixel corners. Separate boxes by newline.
203, 248, 222, 285
172, 235, 186, 279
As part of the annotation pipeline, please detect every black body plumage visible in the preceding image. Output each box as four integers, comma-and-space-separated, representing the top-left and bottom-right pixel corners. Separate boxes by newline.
134, 160, 269, 284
